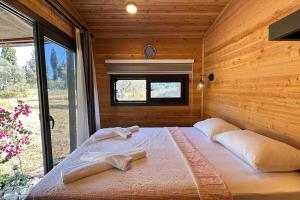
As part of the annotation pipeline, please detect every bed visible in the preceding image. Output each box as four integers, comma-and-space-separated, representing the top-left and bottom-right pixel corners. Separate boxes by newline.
26, 127, 300, 200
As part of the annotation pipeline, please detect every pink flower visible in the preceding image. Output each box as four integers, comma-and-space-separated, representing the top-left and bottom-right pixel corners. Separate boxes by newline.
0, 103, 32, 162
22, 104, 31, 116
20, 135, 30, 145
0, 132, 8, 140
0, 108, 6, 114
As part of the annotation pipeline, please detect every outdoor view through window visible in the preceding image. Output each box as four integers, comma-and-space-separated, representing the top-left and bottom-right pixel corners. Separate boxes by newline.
0, 6, 76, 200
115, 80, 182, 101
0, 7, 43, 199
151, 82, 181, 98
116, 80, 146, 101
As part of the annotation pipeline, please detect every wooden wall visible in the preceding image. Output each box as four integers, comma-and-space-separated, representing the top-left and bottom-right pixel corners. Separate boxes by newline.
204, 0, 300, 148
95, 38, 202, 127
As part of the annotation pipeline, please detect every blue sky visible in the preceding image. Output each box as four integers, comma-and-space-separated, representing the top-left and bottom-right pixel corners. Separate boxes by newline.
44, 43, 67, 80
0, 42, 66, 73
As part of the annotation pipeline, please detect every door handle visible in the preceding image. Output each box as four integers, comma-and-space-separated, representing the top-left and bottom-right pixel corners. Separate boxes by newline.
49, 115, 55, 129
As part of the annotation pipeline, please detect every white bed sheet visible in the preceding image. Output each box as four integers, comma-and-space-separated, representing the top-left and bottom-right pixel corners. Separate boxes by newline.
180, 127, 300, 200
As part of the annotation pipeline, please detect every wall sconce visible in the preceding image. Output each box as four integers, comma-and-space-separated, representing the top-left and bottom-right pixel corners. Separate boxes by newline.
197, 73, 214, 91
208, 73, 214, 81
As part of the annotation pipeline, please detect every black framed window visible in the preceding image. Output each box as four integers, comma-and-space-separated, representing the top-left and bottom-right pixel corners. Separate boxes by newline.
110, 74, 189, 106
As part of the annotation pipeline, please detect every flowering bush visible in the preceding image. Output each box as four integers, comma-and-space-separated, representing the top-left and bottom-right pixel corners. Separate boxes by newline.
0, 102, 32, 163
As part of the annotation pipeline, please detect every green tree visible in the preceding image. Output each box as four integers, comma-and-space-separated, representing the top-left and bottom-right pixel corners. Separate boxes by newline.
50, 48, 58, 80
23, 51, 36, 86
0, 57, 28, 98
58, 61, 66, 80
58, 62, 67, 89
0, 46, 17, 65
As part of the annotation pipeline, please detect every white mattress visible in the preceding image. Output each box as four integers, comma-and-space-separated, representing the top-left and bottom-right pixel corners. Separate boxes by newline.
180, 127, 300, 200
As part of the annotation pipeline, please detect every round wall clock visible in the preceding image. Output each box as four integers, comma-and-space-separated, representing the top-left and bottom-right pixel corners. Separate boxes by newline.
144, 45, 156, 58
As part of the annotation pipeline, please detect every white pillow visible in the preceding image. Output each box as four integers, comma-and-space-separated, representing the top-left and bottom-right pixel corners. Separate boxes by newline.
193, 118, 240, 140
215, 130, 300, 172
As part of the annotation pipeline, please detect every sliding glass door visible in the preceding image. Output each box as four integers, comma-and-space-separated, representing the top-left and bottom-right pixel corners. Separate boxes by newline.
35, 23, 77, 171
44, 37, 77, 166
0, 5, 78, 199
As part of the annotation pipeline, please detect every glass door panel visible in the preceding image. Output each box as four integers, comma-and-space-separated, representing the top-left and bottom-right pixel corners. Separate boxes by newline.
44, 37, 76, 166
0, 3, 44, 198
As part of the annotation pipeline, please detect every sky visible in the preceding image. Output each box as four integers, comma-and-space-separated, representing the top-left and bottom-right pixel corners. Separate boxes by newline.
0, 43, 67, 80
0, 45, 35, 67
15, 46, 34, 66
44, 42, 67, 79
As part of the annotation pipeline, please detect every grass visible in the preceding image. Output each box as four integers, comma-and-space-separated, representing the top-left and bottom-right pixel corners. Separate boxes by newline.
0, 90, 70, 176
48, 91, 70, 163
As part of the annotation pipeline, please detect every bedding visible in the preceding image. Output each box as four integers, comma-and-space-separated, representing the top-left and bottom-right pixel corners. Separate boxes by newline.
26, 128, 204, 200
215, 130, 300, 172
92, 125, 139, 141
193, 118, 240, 140
63, 150, 146, 184
26, 127, 300, 200
182, 127, 300, 200
169, 128, 232, 200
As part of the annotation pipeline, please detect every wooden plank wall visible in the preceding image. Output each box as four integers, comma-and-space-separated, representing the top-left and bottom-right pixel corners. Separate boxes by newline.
95, 38, 202, 127
204, 0, 300, 148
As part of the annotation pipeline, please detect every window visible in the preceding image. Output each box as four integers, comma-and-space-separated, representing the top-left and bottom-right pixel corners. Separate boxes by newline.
115, 79, 146, 101
110, 74, 189, 105
151, 82, 181, 98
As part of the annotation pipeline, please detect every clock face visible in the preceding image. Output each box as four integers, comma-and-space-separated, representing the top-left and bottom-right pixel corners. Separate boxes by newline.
144, 45, 156, 58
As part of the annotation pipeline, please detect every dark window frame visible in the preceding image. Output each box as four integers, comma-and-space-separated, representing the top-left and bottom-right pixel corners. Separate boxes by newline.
0, 1, 77, 173
35, 22, 77, 172
110, 74, 189, 106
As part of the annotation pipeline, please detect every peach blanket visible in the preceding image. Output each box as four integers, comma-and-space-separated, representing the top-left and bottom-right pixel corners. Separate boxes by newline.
26, 128, 231, 200
168, 127, 232, 200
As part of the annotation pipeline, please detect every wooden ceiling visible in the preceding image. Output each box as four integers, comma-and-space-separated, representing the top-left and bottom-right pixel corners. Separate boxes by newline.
70, 0, 230, 38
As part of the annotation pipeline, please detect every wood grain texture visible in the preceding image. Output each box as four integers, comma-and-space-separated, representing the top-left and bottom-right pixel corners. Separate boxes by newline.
55, 0, 87, 28
70, 0, 230, 39
5, 0, 75, 38
204, 0, 300, 148
95, 38, 202, 127
0, 7, 32, 40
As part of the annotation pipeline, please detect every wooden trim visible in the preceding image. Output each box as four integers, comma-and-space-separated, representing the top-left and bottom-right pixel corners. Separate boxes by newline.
44, 0, 87, 29
105, 59, 194, 64
0, 37, 34, 45
204, 0, 233, 37
107, 71, 192, 75
201, 38, 205, 120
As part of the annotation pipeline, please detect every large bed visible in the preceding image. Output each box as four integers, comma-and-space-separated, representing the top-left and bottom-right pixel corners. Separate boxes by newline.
26, 127, 300, 200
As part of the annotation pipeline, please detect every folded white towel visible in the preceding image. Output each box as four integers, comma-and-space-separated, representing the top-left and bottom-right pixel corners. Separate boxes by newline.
80, 149, 145, 162
126, 125, 139, 133
93, 126, 140, 142
63, 150, 146, 184
92, 128, 119, 141
114, 128, 132, 139
105, 155, 133, 171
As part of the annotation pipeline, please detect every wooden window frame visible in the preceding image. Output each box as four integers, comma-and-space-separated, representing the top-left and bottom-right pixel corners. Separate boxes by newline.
110, 74, 189, 106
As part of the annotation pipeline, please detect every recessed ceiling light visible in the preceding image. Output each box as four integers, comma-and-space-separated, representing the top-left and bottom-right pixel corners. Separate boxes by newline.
126, 2, 137, 14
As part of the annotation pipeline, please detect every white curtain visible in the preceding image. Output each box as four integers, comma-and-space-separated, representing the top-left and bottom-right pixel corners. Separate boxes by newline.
75, 28, 90, 146
92, 51, 101, 130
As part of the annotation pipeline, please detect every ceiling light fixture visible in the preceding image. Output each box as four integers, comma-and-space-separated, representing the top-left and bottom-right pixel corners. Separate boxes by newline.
126, 2, 137, 14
